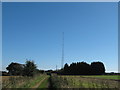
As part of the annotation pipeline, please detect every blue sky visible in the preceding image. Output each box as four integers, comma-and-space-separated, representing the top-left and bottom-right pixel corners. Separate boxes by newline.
2, 2, 118, 72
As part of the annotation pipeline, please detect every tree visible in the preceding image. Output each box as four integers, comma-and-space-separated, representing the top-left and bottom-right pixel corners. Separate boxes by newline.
23, 60, 37, 76
63, 63, 69, 74
70, 63, 77, 75
78, 62, 91, 75
60, 61, 106, 75
91, 62, 105, 75
6, 62, 24, 76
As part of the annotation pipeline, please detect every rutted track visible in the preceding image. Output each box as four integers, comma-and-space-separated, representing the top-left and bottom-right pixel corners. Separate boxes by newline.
32, 76, 47, 88
32, 75, 50, 88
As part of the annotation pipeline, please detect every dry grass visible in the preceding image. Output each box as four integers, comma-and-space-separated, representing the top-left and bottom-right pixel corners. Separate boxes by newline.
51, 75, 119, 88
2, 74, 47, 88
2, 76, 21, 81
0, 76, 2, 89
2, 76, 25, 88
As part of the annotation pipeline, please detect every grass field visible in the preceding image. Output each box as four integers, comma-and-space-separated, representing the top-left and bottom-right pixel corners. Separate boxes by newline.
0, 76, 2, 90
51, 75, 119, 88
2, 74, 49, 88
2, 74, 120, 89
81, 75, 120, 80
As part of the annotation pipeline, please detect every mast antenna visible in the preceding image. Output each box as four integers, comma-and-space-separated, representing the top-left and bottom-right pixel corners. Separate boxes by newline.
61, 32, 64, 69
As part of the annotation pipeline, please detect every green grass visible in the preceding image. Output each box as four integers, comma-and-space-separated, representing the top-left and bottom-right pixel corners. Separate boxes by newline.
51, 75, 118, 88
82, 75, 120, 80
3, 75, 119, 88
2, 74, 50, 88
22, 75, 45, 88
38, 76, 50, 88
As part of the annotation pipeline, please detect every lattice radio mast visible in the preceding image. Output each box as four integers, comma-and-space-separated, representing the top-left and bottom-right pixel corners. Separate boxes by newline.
61, 32, 64, 69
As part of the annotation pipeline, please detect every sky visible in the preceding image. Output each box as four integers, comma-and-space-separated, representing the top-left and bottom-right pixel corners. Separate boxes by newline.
0, 2, 2, 71
2, 2, 118, 72
1, 0, 120, 2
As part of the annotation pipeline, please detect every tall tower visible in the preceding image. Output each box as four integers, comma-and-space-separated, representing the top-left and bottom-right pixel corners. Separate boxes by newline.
61, 32, 64, 69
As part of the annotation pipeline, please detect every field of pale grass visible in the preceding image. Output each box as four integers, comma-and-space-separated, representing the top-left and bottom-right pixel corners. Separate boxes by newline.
51, 75, 119, 89
2, 74, 46, 88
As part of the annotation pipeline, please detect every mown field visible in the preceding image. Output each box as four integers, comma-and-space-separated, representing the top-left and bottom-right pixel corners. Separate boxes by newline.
1, 74, 120, 89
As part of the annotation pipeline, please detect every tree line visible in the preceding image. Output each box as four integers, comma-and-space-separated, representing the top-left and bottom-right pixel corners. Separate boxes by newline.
6, 60, 106, 76
6, 60, 39, 77
58, 61, 105, 75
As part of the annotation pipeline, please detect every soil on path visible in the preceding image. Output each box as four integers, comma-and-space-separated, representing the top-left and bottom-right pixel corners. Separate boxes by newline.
32, 76, 48, 88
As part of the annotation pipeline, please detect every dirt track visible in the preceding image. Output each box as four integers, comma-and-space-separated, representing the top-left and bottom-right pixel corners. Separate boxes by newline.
32, 77, 47, 88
